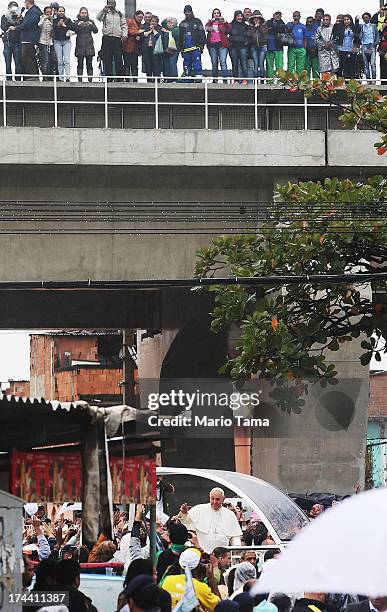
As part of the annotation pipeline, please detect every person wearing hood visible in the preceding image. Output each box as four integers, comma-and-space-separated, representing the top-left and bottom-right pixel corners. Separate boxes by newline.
205, 8, 230, 82
230, 561, 256, 598
179, 5, 205, 79
10, 0, 42, 78
1, 0, 23, 80
161, 17, 180, 81
265, 10, 286, 79
247, 13, 268, 79
73, 7, 98, 81
123, 10, 144, 80
228, 10, 249, 83
96, 0, 127, 77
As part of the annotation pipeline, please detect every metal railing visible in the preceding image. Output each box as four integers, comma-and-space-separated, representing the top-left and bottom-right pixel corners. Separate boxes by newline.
0, 74, 386, 131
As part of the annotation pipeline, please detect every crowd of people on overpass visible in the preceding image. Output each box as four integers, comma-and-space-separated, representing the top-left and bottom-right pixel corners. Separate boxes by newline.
20, 481, 369, 612
1, 1, 387, 82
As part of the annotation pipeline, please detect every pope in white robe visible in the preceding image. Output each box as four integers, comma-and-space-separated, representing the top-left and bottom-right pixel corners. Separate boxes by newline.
177, 487, 242, 553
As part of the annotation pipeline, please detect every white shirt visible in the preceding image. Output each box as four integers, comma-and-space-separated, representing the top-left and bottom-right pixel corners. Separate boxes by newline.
180, 503, 242, 553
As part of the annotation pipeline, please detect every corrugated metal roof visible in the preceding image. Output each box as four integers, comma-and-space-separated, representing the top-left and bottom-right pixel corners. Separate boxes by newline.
0, 394, 159, 449
0, 392, 91, 413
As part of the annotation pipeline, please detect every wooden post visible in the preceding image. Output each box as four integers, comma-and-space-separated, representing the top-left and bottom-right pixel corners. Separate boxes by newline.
149, 503, 157, 566
81, 423, 100, 549
122, 329, 136, 407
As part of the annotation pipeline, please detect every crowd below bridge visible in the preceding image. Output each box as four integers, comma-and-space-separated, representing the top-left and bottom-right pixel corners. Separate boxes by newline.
1, 0, 387, 83
20, 481, 373, 612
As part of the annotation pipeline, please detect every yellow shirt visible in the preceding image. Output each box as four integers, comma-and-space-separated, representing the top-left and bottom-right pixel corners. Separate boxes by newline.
162, 575, 220, 612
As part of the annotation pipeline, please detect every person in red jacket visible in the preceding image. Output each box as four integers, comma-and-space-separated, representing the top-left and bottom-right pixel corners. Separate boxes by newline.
123, 9, 144, 80
205, 8, 230, 82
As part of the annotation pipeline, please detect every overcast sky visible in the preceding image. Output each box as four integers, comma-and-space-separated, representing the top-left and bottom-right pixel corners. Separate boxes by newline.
50, 0, 378, 23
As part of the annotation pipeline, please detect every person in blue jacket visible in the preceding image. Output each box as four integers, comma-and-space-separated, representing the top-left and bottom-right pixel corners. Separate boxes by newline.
11, 0, 42, 78
179, 5, 205, 79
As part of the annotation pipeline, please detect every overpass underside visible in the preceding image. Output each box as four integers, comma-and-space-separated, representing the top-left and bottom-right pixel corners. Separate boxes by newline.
0, 84, 383, 354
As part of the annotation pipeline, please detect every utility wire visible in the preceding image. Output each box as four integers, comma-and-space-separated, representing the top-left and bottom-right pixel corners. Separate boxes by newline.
0, 271, 386, 290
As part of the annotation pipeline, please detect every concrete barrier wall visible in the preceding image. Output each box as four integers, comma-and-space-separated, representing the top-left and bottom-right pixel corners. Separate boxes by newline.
0, 128, 325, 167
328, 131, 387, 167
0, 127, 384, 168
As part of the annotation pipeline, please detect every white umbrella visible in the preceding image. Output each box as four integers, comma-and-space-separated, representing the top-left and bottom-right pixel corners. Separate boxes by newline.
252, 488, 387, 597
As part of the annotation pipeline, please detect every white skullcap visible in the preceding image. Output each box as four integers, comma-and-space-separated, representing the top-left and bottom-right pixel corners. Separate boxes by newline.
210, 487, 225, 496
179, 548, 201, 570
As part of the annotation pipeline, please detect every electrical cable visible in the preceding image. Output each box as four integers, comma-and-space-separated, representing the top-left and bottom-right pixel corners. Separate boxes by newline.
0, 271, 385, 290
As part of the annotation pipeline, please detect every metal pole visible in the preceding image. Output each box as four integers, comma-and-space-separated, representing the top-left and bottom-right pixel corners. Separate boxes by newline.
254, 78, 258, 129
104, 76, 108, 129
2, 77, 6, 128
303, 96, 308, 130
53, 75, 58, 128
204, 78, 208, 130
155, 77, 159, 129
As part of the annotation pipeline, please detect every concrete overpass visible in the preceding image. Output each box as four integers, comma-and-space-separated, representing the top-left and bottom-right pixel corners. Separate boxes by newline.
0, 82, 383, 494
